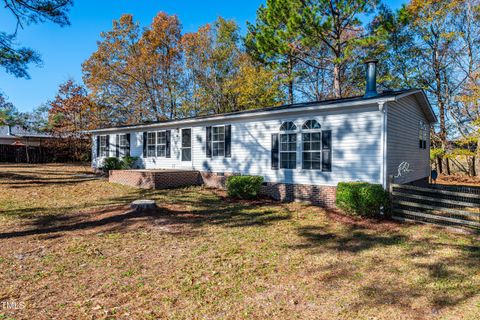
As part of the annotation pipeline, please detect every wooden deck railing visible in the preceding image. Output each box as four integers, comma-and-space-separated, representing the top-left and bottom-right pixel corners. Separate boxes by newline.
391, 183, 480, 229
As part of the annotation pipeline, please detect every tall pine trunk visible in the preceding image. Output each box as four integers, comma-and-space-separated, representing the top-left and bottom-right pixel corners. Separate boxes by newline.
287, 56, 294, 104
333, 63, 341, 98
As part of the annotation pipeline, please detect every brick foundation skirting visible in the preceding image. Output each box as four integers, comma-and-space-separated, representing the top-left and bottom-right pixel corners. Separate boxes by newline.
109, 170, 337, 208
260, 182, 337, 209
200, 171, 236, 189
199, 172, 337, 208
109, 170, 203, 189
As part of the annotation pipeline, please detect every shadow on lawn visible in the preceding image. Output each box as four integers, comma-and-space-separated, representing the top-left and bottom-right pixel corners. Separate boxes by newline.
293, 219, 480, 312
0, 189, 292, 239
294, 225, 408, 253
0, 171, 100, 188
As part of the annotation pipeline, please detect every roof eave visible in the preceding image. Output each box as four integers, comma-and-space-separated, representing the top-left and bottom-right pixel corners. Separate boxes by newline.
394, 89, 437, 123
88, 96, 395, 134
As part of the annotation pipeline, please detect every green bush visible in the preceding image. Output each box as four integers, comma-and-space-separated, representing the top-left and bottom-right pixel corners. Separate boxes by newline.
226, 175, 264, 199
101, 156, 139, 172
336, 182, 389, 217
121, 156, 139, 169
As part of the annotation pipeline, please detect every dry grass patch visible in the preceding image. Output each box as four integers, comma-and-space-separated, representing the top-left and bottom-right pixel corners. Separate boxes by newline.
0, 164, 479, 319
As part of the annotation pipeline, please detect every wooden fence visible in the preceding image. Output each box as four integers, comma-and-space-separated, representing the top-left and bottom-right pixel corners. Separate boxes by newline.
391, 183, 480, 229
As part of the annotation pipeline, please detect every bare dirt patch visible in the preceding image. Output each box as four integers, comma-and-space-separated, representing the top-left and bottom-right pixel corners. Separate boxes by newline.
436, 174, 480, 187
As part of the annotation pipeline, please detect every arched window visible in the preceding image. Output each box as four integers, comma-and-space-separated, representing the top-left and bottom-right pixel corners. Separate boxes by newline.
302, 120, 331, 171
280, 121, 297, 131
302, 120, 321, 130
302, 120, 322, 170
279, 121, 297, 169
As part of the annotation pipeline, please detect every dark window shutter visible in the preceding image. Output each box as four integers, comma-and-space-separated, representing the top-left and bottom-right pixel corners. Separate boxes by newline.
115, 134, 120, 157
96, 136, 100, 157
106, 135, 110, 157
322, 130, 332, 172
126, 133, 131, 156
206, 126, 212, 158
143, 132, 147, 157
271, 134, 279, 170
225, 125, 231, 158
166, 130, 171, 158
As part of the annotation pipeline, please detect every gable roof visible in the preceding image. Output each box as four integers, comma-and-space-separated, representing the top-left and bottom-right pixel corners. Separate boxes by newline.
0, 125, 53, 139
90, 89, 436, 133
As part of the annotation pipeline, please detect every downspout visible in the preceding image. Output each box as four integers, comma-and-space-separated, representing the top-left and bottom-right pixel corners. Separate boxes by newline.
379, 101, 388, 189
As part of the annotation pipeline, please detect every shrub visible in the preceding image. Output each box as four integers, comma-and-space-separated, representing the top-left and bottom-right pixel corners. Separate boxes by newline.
336, 182, 389, 217
121, 156, 139, 169
226, 175, 264, 199
101, 156, 139, 172
102, 157, 124, 171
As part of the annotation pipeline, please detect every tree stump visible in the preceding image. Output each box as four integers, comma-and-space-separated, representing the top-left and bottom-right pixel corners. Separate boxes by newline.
131, 200, 157, 211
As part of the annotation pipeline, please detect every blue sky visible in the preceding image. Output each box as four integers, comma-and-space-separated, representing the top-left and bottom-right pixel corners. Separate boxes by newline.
0, 0, 405, 113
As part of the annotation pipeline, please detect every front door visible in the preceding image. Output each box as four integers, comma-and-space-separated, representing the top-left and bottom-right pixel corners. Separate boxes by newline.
181, 128, 192, 168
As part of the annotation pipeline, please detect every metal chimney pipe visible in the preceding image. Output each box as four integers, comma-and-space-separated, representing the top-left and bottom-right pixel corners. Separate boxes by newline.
7, 125, 12, 136
364, 59, 378, 98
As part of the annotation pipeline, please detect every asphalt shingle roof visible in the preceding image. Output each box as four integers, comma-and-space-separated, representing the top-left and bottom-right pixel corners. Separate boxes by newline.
0, 125, 52, 138
93, 89, 428, 131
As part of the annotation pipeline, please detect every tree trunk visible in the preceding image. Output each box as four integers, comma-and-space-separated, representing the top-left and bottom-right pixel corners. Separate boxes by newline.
333, 63, 341, 98
468, 156, 476, 177
475, 138, 480, 176
287, 56, 294, 104
25, 138, 30, 164
438, 100, 448, 176
288, 80, 294, 105
437, 156, 443, 174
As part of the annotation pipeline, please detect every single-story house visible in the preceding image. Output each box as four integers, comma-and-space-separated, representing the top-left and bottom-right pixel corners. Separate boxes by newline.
90, 61, 437, 207
0, 125, 53, 147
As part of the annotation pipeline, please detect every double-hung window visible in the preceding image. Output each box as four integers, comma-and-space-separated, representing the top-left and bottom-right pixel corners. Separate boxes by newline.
144, 131, 170, 158
118, 134, 128, 156
302, 120, 332, 171
99, 135, 108, 157
212, 126, 225, 157
279, 121, 297, 169
146, 132, 156, 157
145, 131, 168, 157
302, 120, 322, 170
157, 131, 167, 157
303, 132, 322, 170
419, 121, 427, 149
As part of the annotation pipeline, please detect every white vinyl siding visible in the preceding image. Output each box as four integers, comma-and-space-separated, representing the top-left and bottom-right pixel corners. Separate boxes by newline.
387, 95, 431, 184
92, 103, 386, 186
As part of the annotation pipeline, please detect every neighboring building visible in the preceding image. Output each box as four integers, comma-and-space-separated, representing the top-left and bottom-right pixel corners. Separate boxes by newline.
89, 61, 437, 207
0, 125, 53, 147
0, 125, 56, 163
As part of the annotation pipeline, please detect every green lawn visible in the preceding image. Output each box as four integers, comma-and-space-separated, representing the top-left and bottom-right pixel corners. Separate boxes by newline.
0, 164, 479, 319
